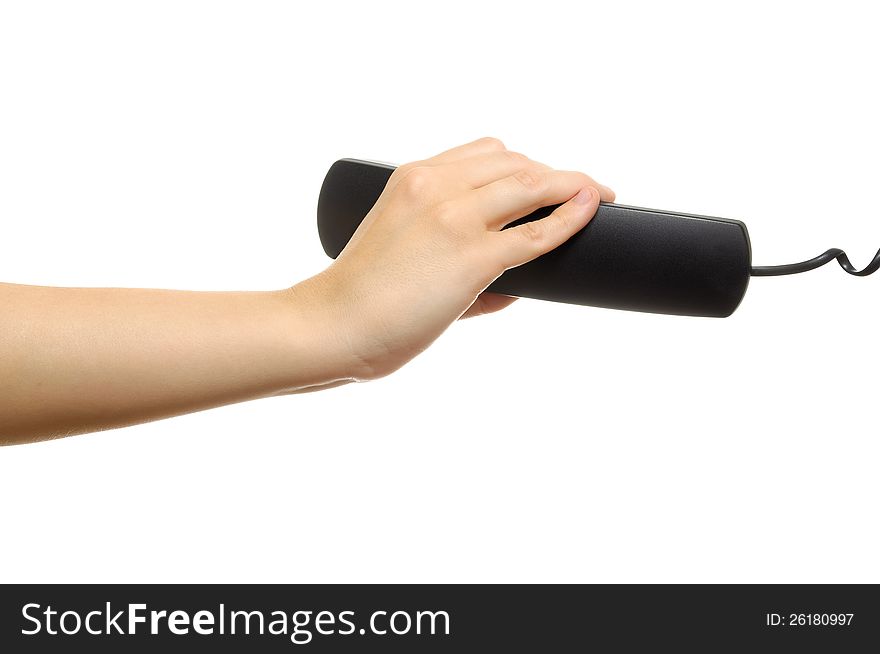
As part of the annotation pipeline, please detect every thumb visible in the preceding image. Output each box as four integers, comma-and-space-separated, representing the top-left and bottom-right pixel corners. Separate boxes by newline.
494, 186, 600, 270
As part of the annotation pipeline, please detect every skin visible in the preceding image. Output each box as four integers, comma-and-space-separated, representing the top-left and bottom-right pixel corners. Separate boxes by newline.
0, 137, 614, 445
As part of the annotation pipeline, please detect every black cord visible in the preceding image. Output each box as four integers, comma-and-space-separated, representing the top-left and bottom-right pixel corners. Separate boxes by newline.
751, 247, 880, 277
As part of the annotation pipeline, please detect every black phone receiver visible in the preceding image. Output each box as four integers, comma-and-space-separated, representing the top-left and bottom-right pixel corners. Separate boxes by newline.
317, 158, 879, 318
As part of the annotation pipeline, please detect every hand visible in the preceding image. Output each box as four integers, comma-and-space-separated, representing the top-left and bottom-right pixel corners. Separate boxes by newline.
305, 137, 615, 380
0, 137, 613, 442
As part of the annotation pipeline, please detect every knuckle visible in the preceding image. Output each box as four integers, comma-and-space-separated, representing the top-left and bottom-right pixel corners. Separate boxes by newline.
390, 163, 410, 177
551, 207, 572, 232
519, 219, 545, 243
434, 200, 458, 226
513, 167, 548, 193
388, 162, 416, 185
435, 201, 469, 241
503, 150, 529, 166
573, 172, 592, 188
397, 165, 434, 195
477, 136, 506, 151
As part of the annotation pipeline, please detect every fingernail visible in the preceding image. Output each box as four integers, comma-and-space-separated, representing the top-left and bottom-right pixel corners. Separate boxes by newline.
573, 187, 595, 206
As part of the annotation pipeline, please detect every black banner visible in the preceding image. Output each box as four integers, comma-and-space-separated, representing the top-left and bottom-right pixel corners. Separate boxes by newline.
1, 584, 877, 651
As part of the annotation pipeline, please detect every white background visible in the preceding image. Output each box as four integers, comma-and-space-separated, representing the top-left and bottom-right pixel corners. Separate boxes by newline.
1, 1, 878, 583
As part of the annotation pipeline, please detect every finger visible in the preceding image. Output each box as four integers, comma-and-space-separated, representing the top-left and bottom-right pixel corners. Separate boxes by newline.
493, 185, 600, 270
459, 292, 518, 319
437, 150, 550, 189
437, 148, 615, 198
470, 168, 609, 229
395, 137, 508, 177
383, 137, 508, 196
420, 136, 507, 167
602, 184, 616, 202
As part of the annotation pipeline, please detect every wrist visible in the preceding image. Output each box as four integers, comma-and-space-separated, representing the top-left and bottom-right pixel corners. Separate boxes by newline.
276, 271, 375, 385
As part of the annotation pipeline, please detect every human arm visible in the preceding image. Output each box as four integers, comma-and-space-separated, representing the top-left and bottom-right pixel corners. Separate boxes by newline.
0, 137, 613, 444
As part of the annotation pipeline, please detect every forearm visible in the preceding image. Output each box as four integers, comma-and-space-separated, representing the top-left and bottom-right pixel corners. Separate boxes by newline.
0, 138, 611, 445
0, 276, 356, 444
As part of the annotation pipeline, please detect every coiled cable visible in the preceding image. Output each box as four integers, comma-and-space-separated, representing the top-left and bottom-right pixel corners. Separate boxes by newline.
751, 247, 880, 277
